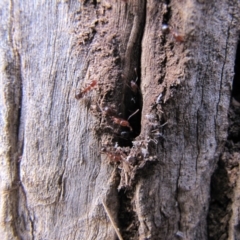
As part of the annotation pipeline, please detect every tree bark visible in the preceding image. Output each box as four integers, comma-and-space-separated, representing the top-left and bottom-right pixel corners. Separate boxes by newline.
1, 0, 240, 239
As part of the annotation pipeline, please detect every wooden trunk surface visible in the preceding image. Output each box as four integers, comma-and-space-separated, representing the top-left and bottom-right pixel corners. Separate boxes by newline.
0, 0, 240, 239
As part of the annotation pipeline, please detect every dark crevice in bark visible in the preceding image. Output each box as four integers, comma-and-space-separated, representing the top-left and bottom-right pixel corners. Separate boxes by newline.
232, 36, 240, 105
117, 1, 147, 239
11, 28, 29, 240
207, 159, 232, 240
15, 50, 23, 184
118, 189, 139, 239
118, 160, 158, 240
123, 67, 142, 140
82, 0, 97, 7
117, 66, 142, 147
117, 18, 145, 147
162, 0, 171, 26
14, 50, 34, 240
207, 36, 240, 240
92, 0, 97, 7
14, 48, 24, 151
19, 183, 35, 239
216, 16, 232, 117
57, 171, 66, 202
176, 157, 183, 235
159, 1, 171, 85
6, 1, 26, 238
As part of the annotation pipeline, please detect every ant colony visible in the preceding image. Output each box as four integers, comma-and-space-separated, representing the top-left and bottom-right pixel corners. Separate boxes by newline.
74, 17, 183, 187
75, 66, 167, 189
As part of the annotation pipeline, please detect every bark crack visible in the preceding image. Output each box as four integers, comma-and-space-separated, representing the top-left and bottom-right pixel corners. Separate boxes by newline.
208, 13, 238, 240
2, 0, 25, 238
176, 153, 183, 234
19, 183, 35, 239
216, 15, 233, 118
207, 105, 240, 239
159, 0, 171, 84
117, 1, 147, 239
196, 63, 206, 176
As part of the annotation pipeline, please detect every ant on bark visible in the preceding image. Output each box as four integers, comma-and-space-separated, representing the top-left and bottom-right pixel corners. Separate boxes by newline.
110, 109, 139, 132
126, 68, 139, 94
75, 80, 97, 100
104, 149, 123, 163
96, 102, 139, 133
161, 24, 184, 42
111, 117, 133, 131
101, 145, 128, 163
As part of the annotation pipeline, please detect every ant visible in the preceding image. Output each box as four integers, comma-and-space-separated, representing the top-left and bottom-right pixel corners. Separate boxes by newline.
106, 151, 123, 163
97, 101, 138, 132
101, 146, 126, 163
111, 117, 133, 131
75, 80, 97, 100
128, 68, 139, 93
110, 109, 139, 132
171, 30, 184, 42
130, 80, 139, 93
102, 105, 117, 117
161, 24, 184, 42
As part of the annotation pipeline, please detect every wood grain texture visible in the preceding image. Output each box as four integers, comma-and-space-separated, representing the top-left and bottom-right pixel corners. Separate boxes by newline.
0, 0, 145, 239
14, 0, 132, 239
1, 0, 240, 239
0, 0, 22, 239
139, 0, 240, 239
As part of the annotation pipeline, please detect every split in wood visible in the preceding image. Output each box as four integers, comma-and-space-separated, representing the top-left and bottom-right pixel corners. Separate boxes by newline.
102, 200, 124, 240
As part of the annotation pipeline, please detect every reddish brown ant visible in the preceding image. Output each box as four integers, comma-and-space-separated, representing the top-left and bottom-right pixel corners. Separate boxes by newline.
130, 68, 139, 93
102, 106, 117, 117
172, 30, 184, 42
111, 117, 133, 131
101, 146, 125, 163
75, 80, 97, 100
106, 151, 123, 163
161, 24, 184, 42
110, 109, 139, 132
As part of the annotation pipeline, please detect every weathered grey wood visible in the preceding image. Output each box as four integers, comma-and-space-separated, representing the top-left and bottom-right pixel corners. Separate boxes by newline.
0, 0, 22, 239
11, 0, 130, 239
140, 1, 240, 239
1, 0, 240, 239
1, 0, 145, 239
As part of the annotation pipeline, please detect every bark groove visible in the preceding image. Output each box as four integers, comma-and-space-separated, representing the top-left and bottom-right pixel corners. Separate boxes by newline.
208, 35, 240, 240
1, 0, 240, 239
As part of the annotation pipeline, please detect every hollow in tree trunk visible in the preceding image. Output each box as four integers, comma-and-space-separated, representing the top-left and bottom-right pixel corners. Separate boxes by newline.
1, 0, 240, 239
